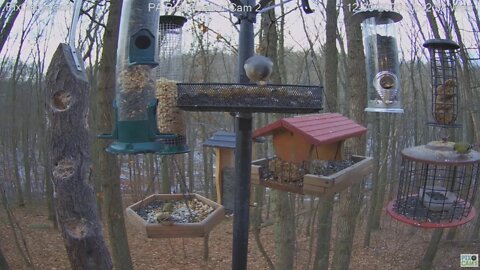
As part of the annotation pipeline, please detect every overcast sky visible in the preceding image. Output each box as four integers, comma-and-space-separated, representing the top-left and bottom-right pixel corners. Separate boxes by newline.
2, 0, 478, 68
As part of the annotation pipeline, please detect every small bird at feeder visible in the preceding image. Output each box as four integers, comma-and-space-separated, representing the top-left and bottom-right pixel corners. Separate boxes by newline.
162, 202, 175, 212
244, 55, 273, 86
156, 202, 175, 225
453, 142, 475, 154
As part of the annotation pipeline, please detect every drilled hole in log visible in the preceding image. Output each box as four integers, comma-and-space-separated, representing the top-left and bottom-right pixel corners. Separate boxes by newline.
52, 90, 72, 111
52, 159, 75, 179
64, 218, 88, 238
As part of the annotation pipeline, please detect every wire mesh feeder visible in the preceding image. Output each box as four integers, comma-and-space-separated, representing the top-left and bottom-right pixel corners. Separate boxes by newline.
424, 39, 461, 128
387, 141, 480, 228
176, 83, 323, 113
155, 15, 189, 154
157, 15, 187, 81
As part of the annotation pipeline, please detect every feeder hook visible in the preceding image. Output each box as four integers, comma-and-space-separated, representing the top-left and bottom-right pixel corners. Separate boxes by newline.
68, 0, 83, 71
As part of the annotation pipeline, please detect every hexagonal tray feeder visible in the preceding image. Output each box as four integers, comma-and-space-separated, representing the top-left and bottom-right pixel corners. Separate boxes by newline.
126, 193, 225, 238
176, 83, 323, 113
251, 113, 373, 196
251, 155, 373, 196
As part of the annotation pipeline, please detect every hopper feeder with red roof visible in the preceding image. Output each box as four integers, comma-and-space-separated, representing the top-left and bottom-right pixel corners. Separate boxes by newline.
251, 113, 374, 196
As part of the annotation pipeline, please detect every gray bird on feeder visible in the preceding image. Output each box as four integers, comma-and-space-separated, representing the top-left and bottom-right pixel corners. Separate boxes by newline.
244, 55, 273, 86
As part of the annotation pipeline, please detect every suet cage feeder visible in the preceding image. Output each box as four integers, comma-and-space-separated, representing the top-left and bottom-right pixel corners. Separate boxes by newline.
423, 39, 460, 127
355, 9, 403, 113
155, 15, 189, 155
99, 1, 187, 155
387, 141, 480, 228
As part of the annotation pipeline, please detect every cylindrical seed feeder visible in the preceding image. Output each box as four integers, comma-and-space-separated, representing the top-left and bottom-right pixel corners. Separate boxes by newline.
157, 15, 187, 81
354, 10, 403, 113
99, 0, 167, 154
423, 39, 460, 127
387, 141, 480, 228
155, 15, 189, 155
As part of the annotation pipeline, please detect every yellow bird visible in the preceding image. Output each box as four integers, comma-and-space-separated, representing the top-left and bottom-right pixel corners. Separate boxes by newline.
453, 142, 474, 154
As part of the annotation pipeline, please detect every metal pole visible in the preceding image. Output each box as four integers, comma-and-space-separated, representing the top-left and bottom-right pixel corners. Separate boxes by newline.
232, 1, 255, 269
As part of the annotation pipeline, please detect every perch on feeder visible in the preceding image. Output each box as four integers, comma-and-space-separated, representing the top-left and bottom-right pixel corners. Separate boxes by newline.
251, 113, 373, 196
423, 39, 460, 127
98, 1, 187, 154
354, 9, 403, 113
387, 140, 480, 228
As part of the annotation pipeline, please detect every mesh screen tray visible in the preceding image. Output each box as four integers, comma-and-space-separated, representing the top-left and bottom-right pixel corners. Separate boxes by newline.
176, 83, 323, 113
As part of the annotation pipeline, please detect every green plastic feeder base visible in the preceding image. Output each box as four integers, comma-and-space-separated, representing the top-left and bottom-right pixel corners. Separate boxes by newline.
98, 99, 189, 155
106, 141, 166, 154
157, 142, 189, 155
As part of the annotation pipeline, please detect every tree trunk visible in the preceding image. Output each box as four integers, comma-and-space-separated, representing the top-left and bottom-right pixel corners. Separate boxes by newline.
419, 229, 444, 270
331, 0, 367, 268
0, 0, 26, 53
313, 195, 334, 269
46, 43, 112, 270
273, 191, 295, 270
92, 0, 134, 268
161, 156, 172, 193
0, 242, 9, 270
21, 124, 32, 204
312, 0, 338, 265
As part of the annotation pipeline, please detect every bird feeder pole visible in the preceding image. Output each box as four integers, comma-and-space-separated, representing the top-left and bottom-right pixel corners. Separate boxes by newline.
232, 1, 255, 269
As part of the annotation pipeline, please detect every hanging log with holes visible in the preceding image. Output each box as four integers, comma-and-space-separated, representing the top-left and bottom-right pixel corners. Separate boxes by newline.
46, 44, 112, 269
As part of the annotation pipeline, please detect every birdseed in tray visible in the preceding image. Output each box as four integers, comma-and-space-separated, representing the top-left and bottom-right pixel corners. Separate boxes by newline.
263, 158, 357, 186
176, 83, 323, 113
135, 198, 214, 224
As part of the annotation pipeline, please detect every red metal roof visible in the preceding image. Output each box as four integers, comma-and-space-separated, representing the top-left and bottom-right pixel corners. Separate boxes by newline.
252, 113, 367, 145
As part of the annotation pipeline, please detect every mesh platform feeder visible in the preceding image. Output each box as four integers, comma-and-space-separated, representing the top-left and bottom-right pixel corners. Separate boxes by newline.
98, 0, 186, 154
424, 39, 460, 128
387, 141, 479, 228
354, 9, 403, 113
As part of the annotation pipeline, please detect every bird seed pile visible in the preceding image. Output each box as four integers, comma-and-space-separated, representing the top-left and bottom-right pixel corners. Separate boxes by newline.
135, 198, 214, 225
118, 65, 155, 120
264, 158, 356, 186
156, 78, 185, 135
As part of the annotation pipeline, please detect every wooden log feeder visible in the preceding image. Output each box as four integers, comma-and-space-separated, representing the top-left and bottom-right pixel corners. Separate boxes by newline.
125, 193, 225, 238
251, 113, 374, 196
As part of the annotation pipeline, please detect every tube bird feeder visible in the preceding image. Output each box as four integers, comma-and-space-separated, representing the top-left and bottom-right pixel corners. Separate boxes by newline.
424, 39, 460, 127
99, 0, 180, 154
154, 15, 189, 155
387, 141, 480, 228
354, 9, 403, 113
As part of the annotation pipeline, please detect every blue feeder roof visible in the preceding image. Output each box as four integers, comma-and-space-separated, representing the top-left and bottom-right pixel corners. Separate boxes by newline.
203, 131, 236, 149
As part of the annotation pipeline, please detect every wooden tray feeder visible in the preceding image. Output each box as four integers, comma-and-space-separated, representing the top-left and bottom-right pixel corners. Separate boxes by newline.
251, 113, 373, 196
126, 193, 225, 238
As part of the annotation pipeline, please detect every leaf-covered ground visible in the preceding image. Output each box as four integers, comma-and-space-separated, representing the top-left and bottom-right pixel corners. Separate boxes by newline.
0, 199, 478, 269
